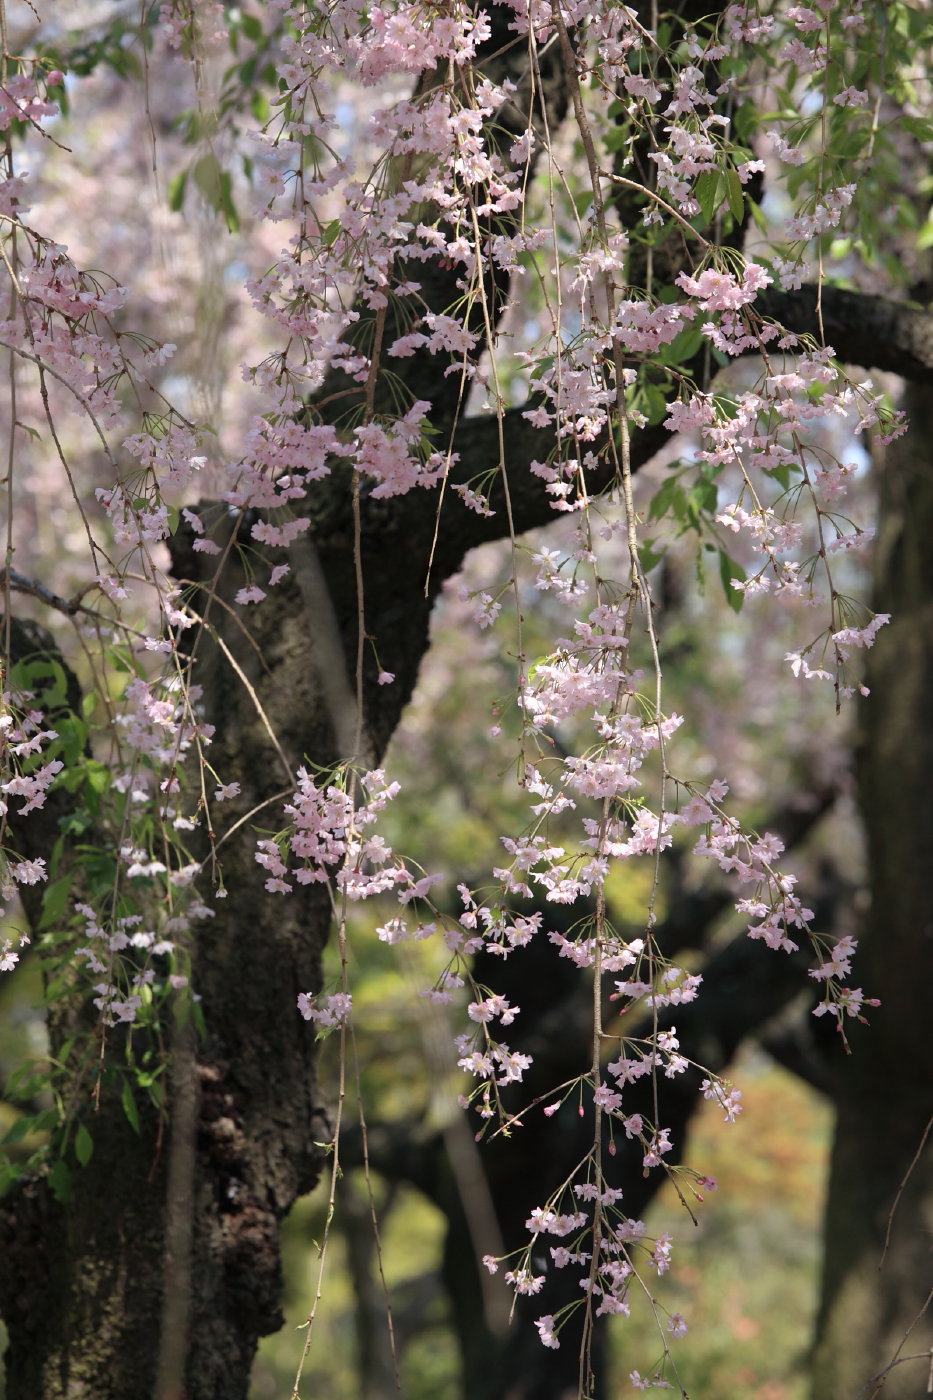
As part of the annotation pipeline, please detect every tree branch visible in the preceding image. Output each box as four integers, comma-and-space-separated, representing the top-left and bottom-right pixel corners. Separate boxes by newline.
377, 278, 933, 582
758, 283, 933, 383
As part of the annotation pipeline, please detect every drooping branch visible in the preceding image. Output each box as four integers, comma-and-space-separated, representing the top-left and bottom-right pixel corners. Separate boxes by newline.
332, 781, 846, 1397
307, 5, 572, 434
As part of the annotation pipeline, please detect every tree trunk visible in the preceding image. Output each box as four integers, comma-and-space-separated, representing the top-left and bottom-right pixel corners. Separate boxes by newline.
811, 381, 933, 1400
0, 504, 437, 1398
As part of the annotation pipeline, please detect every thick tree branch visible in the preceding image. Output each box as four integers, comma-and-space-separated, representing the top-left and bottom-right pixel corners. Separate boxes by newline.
386, 279, 933, 582
758, 283, 933, 383
361, 410, 671, 586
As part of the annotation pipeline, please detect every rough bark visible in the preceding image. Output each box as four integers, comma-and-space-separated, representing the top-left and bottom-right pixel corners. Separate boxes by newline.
810, 381, 933, 1400
0, 621, 170, 1397
0, 596, 345, 1399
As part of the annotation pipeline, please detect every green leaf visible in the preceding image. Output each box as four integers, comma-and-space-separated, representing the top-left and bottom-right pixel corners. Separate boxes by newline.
726, 168, 744, 224
48, 1158, 72, 1203
217, 169, 240, 233
39, 875, 73, 932
917, 211, 933, 251
192, 154, 239, 232
694, 171, 723, 225
167, 168, 188, 213
690, 479, 718, 515
658, 325, 705, 367
762, 462, 794, 491
638, 540, 665, 573
647, 474, 687, 524
74, 1122, 94, 1167
2, 1110, 54, 1145
902, 115, 933, 143
603, 125, 629, 154
642, 383, 668, 425
748, 199, 768, 232
83, 760, 111, 798
13, 657, 68, 710
733, 103, 759, 143
121, 1079, 141, 1134
55, 715, 88, 767
719, 550, 746, 612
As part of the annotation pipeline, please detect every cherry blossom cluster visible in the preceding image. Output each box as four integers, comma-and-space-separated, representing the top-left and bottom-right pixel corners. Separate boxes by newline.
115, 676, 213, 773
0, 1, 905, 1386
298, 989, 352, 1030
484, 1157, 707, 1354
158, 0, 229, 52
441, 563, 876, 1198
0, 695, 62, 819
241, 1, 526, 383
70, 902, 188, 1028
256, 764, 421, 898
149, 0, 889, 651
1, 685, 59, 966
657, 335, 900, 694
0, 192, 186, 448
0, 73, 59, 132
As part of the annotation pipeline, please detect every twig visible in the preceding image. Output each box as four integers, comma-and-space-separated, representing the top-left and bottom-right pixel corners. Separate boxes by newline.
880, 1113, 933, 1269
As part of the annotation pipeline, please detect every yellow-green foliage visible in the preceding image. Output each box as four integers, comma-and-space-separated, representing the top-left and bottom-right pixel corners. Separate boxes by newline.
613, 1056, 831, 1399
252, 1179, 458, 1399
